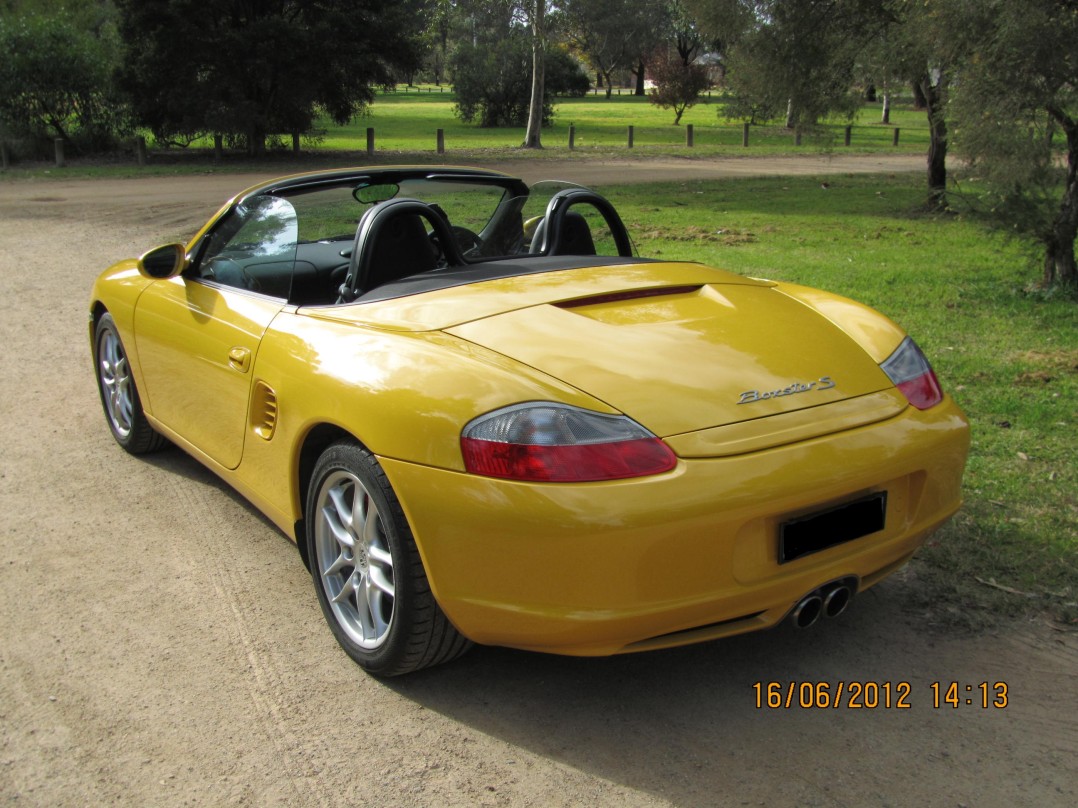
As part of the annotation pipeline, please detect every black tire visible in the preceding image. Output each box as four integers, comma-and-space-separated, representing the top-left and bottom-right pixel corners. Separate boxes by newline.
306, 441, 471, 676
93, 313, 168, 454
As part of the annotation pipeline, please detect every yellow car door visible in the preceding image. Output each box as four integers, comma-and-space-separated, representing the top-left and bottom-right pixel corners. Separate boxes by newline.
132, 196, 298, 470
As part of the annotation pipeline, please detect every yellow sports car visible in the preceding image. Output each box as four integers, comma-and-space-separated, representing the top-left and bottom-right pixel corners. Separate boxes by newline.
90, 167, 970, 676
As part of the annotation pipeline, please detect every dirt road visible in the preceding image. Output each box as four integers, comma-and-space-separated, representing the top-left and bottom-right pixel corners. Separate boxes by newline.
2, 156, 1076, 807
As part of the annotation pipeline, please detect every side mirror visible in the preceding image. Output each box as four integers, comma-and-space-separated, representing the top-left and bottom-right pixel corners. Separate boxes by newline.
138, 243, 187, 279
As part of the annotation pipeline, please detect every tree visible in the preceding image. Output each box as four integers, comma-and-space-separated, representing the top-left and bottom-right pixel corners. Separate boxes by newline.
419, 0, 455, 85
0, 11, 125, 151
562, 0, 658, 98
649, 50, 710, 124
632, 1, 710, 98
627, 1, 686, 96
115, 0, 421, 155
863, 1, 965, 208
424, 0, 557, 146
669, 0, 706, 67
451, 32, 547, 126
948, 0, 1078, 289
521, 0, 549, 148
690, 1, 959, 208
450, 30, 584, 127
717, 1, 896, 130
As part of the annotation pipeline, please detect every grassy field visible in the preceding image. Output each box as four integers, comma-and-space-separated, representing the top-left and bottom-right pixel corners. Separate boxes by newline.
314, 87, 932, 156
0, 86, 929, 176
0, 87, 931, 178
600, 173, 1077, 627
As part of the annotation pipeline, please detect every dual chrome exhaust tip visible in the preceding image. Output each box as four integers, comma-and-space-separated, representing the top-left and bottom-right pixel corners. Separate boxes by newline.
789, 579, 856, 628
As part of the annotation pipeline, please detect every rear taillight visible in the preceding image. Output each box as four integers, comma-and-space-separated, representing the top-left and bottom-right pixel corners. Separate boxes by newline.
461, 402, 677, 482
881, 337, 943, 410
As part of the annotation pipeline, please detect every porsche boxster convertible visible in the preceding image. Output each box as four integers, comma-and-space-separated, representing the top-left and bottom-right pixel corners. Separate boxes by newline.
90, 166, 970, 676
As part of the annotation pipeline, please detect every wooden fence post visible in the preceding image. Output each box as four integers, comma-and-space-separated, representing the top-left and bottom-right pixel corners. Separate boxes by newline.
795, 130, 802, 146
892, 127, 900, 146
366, 127, 375, 157
844, 125, 852, 146
568, 124, 575, 150
742, 122, 750, 147
136, 136, 147, 166
54, 138, 65, 168
436, 128, 445, 154
686, 124, 694, 147
627, 125, 634, 148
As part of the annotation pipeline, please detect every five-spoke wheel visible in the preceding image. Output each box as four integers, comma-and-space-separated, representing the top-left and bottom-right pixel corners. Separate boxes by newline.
98, 320, 134, 438
93, 313, 167, 454
307, 442, 470, 675
313, 468, 397, 649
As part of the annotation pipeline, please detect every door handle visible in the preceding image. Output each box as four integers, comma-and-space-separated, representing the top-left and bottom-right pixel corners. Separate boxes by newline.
228, 346, 252, 372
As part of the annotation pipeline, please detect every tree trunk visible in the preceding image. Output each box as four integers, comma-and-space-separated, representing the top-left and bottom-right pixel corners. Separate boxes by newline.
1043, 107, 1078, 288
634, 60, 646, 96
881, 93, 891, 124
920, 74, 947, 208
911, 80, 927, 110
784, 98, 795, 129
247, 127, 267, 157
603, 70, 614, 99
522, 1, 546, 149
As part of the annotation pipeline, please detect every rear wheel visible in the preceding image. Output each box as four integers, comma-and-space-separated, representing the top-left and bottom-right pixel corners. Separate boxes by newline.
306, 441, 471, 676
94, 313, 167, 454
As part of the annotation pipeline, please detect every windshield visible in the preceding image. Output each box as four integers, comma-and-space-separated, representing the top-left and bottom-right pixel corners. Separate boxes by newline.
279, 177, 511, 246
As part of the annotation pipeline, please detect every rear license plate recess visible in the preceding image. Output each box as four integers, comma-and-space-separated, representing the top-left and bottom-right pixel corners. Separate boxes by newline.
780, 492, 887, 564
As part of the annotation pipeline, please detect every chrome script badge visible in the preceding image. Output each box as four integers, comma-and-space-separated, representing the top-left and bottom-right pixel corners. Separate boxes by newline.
738, 376, 836, 405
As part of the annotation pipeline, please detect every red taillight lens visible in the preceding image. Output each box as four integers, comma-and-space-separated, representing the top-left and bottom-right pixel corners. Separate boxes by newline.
881, 337, 944, 410
461, 403, 677, 482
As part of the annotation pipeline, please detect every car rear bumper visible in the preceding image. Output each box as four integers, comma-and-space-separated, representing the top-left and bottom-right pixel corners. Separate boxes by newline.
380, 396, 969, 655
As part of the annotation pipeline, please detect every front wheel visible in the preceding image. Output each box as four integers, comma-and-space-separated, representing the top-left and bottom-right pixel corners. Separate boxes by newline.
93, 313, 168, 454
306, 441, 471, 676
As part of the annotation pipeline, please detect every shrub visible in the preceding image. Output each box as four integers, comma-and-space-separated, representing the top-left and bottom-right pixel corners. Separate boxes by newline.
546, 48, 591, 98
648, 51, 710, 125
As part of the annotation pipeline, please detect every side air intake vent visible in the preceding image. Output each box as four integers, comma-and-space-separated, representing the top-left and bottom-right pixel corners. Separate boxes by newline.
251, 381, 278, 440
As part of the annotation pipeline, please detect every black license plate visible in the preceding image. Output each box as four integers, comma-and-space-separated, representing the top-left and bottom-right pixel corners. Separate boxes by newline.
780, 492, 888, 564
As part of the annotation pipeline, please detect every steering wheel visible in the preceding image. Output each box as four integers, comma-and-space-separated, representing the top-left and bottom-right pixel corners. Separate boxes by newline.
204, 257, 261, 292
429, 225, 482, 262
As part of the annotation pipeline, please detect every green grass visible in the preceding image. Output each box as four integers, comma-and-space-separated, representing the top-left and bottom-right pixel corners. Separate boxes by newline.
599, 173, 1078, 628
0, 89, 930, 180
318, 89, 930, 156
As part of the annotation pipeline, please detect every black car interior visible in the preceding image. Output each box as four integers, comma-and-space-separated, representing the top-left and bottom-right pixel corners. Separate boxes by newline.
189, 175, 638, 307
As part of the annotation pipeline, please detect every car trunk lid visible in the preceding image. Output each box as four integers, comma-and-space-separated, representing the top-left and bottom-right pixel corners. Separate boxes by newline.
447, 283, 898, 439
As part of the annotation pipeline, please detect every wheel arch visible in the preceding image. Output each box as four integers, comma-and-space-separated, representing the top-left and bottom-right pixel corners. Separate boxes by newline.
294, 422, 369, 570
89, 300, 108, 344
